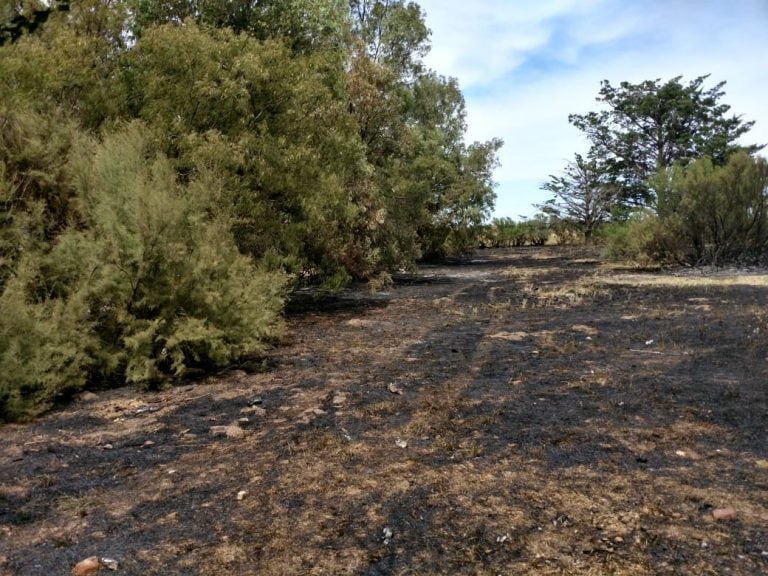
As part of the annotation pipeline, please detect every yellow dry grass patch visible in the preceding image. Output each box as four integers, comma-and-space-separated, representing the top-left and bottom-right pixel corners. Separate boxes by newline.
600, 273, 768, 288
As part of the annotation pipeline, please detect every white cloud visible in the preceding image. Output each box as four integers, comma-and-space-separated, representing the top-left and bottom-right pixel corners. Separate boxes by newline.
416, 0, 768, 217
419, 0, 607, 87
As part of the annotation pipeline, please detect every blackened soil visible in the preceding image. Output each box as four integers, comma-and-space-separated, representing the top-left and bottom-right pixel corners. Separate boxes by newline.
1, 247, 766, 575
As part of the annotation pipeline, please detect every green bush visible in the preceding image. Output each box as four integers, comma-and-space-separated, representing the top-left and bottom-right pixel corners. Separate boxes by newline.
599, 211, 659, 264
0, 260, 95, 421
651, 153, 768, 265
0, 123, 287, 420
0, 105, 82, 288
69, 124, 287, 382
485, 217, 553, 248
0, 3, 505, 420
522, 218, 551, 246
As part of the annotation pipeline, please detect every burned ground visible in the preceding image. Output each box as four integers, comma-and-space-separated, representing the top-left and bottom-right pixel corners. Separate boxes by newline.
1, 247, 767, 575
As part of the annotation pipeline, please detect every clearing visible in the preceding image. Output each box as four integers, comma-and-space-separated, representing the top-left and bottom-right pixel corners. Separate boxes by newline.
1, 246, 767, 575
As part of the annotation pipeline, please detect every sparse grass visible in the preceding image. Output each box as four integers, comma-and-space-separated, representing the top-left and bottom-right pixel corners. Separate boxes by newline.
360, 399, 399, 418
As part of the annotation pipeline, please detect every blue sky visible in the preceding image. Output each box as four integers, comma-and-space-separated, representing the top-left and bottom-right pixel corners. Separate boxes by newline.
415, 0, 768, 219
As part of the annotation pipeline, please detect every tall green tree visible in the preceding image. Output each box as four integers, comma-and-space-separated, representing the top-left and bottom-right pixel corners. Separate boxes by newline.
0, 1, 71, 46
569, 75, 762, 206
346, 2, 501, 260
120, 21, 379, 283
130, 0, 350, 53
348, 0, 429, 79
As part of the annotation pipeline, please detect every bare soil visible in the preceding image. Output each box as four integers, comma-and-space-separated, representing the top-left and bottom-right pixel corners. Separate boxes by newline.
1, 246, 767, 575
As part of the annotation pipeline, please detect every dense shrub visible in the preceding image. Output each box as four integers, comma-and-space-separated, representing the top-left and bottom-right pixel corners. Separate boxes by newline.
0, 1, 503, 420
483, 217, 553, 248
0, 123, 286, 420
598, 211, 659, 264
602, 153, 768, 265
0, 261, 95, 421
71, 125, 287, 381
650, 153, 768, 265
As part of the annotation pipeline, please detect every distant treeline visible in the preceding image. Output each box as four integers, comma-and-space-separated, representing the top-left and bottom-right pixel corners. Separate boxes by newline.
480, 217, 552, 248
536, 75, 768, 265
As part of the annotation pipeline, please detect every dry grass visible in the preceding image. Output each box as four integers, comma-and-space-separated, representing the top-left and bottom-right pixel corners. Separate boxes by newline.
600, 272, 768, 288
1, 247, 767, 575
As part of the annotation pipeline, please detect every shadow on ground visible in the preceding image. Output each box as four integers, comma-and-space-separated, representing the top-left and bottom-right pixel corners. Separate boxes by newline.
1, 247, 766, 575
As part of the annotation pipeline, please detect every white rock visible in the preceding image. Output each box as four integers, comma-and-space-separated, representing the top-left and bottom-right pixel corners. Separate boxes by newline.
72, 557, 100, 576
388, 383, 404, 395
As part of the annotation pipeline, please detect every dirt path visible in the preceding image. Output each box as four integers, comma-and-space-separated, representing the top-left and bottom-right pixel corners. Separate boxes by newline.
1, 247, 767, 575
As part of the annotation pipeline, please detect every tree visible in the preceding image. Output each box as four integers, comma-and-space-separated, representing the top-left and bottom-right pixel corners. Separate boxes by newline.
348, 0, 430, 79
345, 3, 501, 261
569, 75, 762, 206
130, 0, 350, 54
0, 1, 70, 46
539, 153, 617, 241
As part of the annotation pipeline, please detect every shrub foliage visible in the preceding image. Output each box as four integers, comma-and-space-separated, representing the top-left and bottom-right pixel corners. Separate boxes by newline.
0, 1, 501, 420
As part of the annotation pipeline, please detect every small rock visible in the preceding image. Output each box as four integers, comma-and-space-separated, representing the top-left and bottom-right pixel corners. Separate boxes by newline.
387, 383, 403, 395
675, 450, 686, 457
124, 405, 160, 417
247, 397, 263, 406
382, 527, 393, 543
712, 507, 737, 521
614, 536, 624, 544
237, 417, 252, 427
395, 439, 408, 449
236, 490, 247, 501
332, 393, 347, 406
242, 406, 267, 417
72, 557, 100, 576
100, 558, 119, 571
79, 391, 99, 402
142, 440, 155, 448
101, 444, 113, 450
